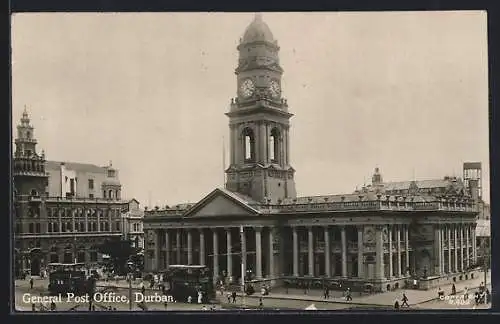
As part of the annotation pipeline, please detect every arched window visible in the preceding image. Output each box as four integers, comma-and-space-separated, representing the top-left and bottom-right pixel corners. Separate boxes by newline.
109, 190, 113, 199
242, 128, 255, 162
26, 131, 31, 139
270, 128, 280, 162
103, 190, 107, 198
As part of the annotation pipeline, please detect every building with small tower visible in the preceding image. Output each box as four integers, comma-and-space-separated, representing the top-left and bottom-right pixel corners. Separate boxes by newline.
142, 14, 486, 292
13, 108, 130, 277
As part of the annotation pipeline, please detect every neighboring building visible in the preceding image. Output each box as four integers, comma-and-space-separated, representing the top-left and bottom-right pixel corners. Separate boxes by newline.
143, 14, 483, 292
475, 218, 491, 268
121, 199, 145, 250
13, 109, 129, 277
45, 160, 122, 200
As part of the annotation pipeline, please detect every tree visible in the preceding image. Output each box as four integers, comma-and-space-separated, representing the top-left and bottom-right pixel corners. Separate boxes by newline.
97, 238, 139, 275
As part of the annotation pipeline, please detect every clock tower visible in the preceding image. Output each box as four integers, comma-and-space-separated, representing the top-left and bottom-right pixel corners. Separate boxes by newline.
225, 14, 297, 203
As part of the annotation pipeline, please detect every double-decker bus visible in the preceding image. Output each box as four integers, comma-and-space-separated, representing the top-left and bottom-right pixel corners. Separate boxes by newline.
47, 263, 96, 296
162, 265, 215, 303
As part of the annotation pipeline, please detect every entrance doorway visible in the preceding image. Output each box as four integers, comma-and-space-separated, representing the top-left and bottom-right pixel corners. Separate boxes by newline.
29, 248, 42, 276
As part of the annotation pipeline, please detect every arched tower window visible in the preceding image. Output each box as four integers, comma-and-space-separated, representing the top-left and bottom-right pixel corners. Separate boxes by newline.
270, 128, 280, 163
242, 128, 255, 162
109, 190, 113, 199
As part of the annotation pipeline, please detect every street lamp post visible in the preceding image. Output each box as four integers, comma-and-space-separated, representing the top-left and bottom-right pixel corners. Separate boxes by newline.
127, 272, 133, 310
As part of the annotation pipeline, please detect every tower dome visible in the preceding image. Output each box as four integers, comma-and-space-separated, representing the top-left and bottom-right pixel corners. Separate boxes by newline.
241, 13, 275, 44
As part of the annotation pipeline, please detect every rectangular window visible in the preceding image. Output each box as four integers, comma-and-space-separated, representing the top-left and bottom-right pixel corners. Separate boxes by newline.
35, 223, 41, 233
89, 193, 94, 199
108, 169, 115, 177
29, 223, 34, 233
88, 179, 94, 190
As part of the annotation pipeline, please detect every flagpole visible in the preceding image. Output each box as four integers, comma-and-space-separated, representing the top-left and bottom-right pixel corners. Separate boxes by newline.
240, 225, 246, 308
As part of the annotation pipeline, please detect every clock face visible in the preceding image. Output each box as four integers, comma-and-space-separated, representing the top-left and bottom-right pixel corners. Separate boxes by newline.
269, 80, 281, 98
240, 78, 255, 98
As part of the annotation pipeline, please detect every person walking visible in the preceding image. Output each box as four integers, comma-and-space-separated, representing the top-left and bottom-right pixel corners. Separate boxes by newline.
394, 299, 400, 310
259, 297, 263, 309
345, 288, 352, 301
232, 291, 237, 303
227, 292, 231, 303
29, 277, 34, 289
451, 284, 456, 295
401, 293, 409, 307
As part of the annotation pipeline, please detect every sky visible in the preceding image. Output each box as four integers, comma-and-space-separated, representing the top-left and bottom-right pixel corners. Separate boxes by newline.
11, 11, 490, 207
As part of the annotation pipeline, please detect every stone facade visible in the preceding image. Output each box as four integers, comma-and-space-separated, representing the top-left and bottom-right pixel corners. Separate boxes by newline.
13, 108, 128, 277
142, 15, 483, 292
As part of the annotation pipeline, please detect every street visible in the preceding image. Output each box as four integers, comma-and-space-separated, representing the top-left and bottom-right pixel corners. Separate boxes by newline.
14, 276, 491, 312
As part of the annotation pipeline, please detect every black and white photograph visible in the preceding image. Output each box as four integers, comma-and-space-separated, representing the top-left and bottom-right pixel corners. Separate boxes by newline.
11, 11, 491, 312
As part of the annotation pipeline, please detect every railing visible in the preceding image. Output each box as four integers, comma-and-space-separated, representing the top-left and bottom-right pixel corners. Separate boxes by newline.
45, 196, 127, 204
267, 199, 476, 213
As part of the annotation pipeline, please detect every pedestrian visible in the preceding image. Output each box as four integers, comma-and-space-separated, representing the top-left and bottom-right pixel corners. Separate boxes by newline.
345, 288, 352, 301
401, 293, 409, 307
141, 283, 146, 296
451, 284, 456, 295
31, 303, 36, 312
29, 277, 34, 289
486, 289, 491, 304
474, 291, 479, 305
437, 287, 444, 298
187, 295, 192, 303
326, 286, 330, 299
198, 291, 203, 304
50, 301, 56, 311
232, 291, 237, 303
394, 299, 400, 310
227, 292, 231, 303
259, 297, 263, 309
464, 287, 469, 300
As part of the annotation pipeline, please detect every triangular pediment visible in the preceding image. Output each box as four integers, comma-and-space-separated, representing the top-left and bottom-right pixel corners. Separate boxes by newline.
183, 188, 260, 218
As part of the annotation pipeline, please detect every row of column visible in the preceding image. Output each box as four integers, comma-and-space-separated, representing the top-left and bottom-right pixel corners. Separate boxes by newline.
152, 227, 273, 280
291, 225, 410, 280
436, 223, 476, 275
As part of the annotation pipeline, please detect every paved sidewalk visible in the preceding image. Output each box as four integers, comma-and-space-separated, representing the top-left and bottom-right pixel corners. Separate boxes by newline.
229, 271, 491, 307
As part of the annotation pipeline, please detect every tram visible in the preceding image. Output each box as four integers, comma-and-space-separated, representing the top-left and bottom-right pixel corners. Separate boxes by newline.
162, 265, 215, 303
47, 263, 96, 296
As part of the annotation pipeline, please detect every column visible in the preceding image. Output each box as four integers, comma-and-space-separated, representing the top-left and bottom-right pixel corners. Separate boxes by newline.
440, 227, 446, 274
454, 225, 458, 272
357, 226, 364, 278
405, 225, 410, 275
396, 225, 402, 277
388, 226, 393, 278
434, 224, 441, 275
255, 227, 263, 279
460, 225, 464, 271
199, 229, 205, 266
324, 226, 331, 277
213, 229, 219, 280
465, 224, 470, 268
226, 228, 232, 278
187, 230, 193, 265
165, 230, 170, 268
95, 209, 100, 232
176, 230, 181, 264
341, 226, 347, 278
153, 230, 159, 271
472, 224, 477, 263
448, 225, 453, 273
292, 227, 299, 276
268, 228, 274, 278
307, 226, 314, 276
230, 126, 235, 164
259, 122, 266, 163
375, 226, 384, 279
